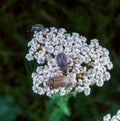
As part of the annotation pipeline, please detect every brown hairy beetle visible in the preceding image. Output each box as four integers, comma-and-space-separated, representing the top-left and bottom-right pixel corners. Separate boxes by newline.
46, 75, 69, 88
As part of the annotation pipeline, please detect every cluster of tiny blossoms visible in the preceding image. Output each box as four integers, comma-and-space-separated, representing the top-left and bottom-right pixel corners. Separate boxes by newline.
25, 26, 113, 96
103, 109, 120, 121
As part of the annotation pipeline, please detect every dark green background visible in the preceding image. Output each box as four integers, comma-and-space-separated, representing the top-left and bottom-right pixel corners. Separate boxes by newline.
0, 0, 120, 121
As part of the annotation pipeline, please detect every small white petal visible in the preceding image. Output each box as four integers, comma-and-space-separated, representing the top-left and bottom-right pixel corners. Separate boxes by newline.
83, 86, 91, 96
103, 114, 111, 121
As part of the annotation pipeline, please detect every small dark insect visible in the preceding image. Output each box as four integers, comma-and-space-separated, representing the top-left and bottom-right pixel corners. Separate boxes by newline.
46, 75, 69, 88
31, 24, 44, 32
56, 53, 68, 75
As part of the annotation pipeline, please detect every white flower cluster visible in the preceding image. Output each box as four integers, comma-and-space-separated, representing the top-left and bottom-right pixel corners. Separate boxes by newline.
103, 109, 120, 121
25, 26, 113, 96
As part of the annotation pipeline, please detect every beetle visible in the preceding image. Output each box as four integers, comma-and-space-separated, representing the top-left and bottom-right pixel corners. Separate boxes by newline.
56, 53, 80, 75
31, 24, 44, 32
46, 75, 69, 88
56, 53, 68, 75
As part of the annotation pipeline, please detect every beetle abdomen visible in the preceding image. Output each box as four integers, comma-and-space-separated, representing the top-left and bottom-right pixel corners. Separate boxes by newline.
46, 75, 68, 88
53, 76, 67, 87
56, 53, 67, 67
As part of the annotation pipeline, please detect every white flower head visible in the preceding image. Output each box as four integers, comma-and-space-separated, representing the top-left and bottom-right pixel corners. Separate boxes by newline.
26, 25, 113, 96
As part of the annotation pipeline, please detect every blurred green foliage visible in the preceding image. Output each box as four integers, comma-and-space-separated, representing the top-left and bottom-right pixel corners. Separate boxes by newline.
0, 0, 120, 121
